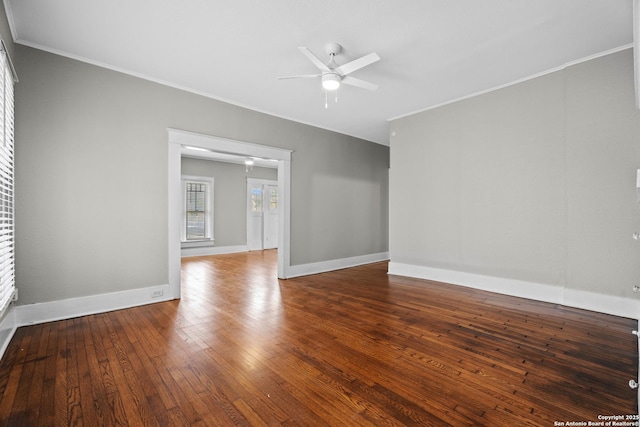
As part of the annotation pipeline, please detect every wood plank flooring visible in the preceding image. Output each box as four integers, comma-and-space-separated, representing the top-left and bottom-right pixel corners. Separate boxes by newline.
0, 250, 637, 426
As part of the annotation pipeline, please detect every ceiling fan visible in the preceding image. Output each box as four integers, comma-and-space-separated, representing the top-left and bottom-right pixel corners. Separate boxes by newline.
278, 43, 380, 106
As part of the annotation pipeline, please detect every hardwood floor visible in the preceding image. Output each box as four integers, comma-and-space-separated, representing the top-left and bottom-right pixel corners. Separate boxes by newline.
0, 250, 637, 426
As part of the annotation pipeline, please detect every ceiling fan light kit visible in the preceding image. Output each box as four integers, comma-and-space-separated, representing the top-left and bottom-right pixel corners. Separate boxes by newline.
278, 43, 380, 108
321, 73, 341, 91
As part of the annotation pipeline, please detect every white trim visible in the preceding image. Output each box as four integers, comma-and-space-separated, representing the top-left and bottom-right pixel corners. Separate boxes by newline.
171, 129, 292, 161
277, 158, 291, 276
181, 239, 215, 248
0, 307, 17, 359
14, 285, 172, 326
0, 284, 172, 359
2, 0, 18, 42
168, 141, 183, 299
169, 128, 293, 280
0, 287, 16, 321
388, 44, 634, 122
388, 262, 640, 320
287, 252, 389, 278
181, 245, 248, 258
182, 149, 279, 169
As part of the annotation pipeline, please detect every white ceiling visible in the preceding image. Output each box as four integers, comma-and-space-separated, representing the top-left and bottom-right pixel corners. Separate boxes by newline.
4, 0, 634, 145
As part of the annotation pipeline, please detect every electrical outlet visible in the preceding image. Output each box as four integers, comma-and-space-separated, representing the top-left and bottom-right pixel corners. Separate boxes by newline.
151, 289, 164, 298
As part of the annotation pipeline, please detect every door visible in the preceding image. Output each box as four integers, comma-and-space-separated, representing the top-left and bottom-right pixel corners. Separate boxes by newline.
263, 185, 279, 249
247, 181, 264, 251
247, 178, 278, 251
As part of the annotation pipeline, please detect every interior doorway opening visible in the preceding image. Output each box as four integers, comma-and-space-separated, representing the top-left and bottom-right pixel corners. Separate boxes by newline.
168, 129, 292, 299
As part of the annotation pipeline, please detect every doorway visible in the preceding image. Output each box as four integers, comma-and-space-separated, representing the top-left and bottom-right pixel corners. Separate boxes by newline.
168, 129, 292, 299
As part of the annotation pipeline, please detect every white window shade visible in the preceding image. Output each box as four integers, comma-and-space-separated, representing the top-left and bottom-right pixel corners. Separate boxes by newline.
0, 43, 16, 317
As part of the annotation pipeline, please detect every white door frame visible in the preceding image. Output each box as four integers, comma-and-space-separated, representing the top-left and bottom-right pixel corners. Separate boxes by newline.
168, 128, 292, 299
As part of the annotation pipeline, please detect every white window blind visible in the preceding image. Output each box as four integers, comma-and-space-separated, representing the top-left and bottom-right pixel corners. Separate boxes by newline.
0, 42, 16, 317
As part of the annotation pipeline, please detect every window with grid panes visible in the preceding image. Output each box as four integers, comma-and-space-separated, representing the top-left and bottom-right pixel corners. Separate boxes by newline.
182, 177, 213, 242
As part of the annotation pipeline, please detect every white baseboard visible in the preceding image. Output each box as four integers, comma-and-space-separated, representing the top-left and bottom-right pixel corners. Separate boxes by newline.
0, 284, 173, 360
3, 260, 635, 362
389, 262, 640, 320
181, 245, 248, 258
0, 308, 17, 360
287, 252, 389, 278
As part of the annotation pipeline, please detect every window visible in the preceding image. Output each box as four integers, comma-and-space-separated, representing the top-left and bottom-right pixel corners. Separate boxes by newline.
250, 187, 262, 212
0, 41, 16, 317
269, 187, 279, 210
182, 176, 213, 242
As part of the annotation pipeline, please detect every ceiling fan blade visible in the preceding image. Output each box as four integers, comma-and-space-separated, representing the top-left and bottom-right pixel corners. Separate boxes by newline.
277, 74, 321, 79
342, 76, 378, 91
298, 47, 331, 72
334, 52, 380, 76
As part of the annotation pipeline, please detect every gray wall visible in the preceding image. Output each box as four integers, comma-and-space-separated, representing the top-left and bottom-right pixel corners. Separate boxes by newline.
14, 44, 389, 305
389, 49, 640, 299
181, 157, 277, 247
